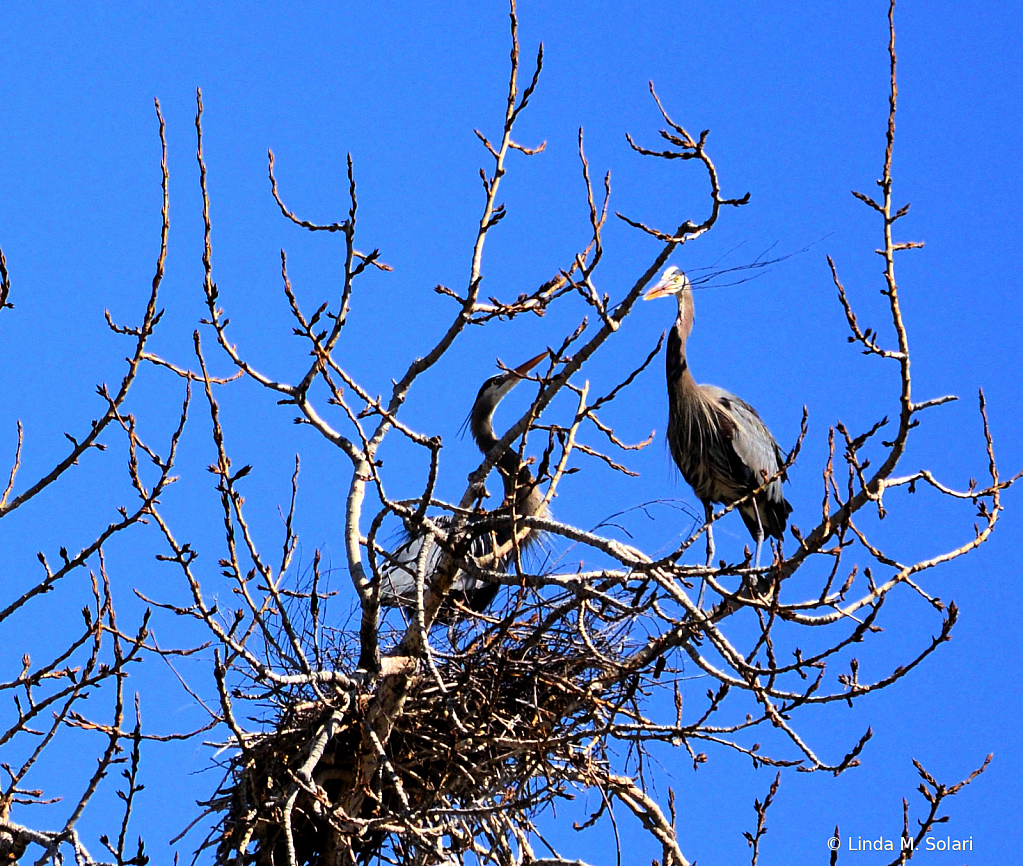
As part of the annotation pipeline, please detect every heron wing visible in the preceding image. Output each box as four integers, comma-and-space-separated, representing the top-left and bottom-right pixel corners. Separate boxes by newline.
378, 516, 503, 610
704, 389, 784, 480
704, 386, 791, 538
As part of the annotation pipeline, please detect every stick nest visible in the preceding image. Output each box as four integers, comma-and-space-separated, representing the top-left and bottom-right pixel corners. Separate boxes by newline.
208, 607, 629, 866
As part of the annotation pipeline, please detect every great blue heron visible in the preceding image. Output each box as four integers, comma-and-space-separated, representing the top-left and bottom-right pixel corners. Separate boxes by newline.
378, 352, 548, 620
644, 265, 791, 575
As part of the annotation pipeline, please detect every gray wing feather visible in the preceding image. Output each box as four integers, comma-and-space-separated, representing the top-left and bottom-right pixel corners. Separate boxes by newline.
711, 390, 785, 481
702, 386, 791, 539
378, 517, 492, 609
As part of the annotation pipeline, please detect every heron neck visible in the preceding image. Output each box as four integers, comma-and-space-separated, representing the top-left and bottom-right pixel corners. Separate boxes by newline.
471, 410, 498, 456
675, 289, 694, 340
668, 313, 699, 396
471, 415, 514, 471
472, 418, 539, 511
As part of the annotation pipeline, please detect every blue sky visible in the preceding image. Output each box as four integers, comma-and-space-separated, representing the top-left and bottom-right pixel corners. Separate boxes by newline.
1, 2, 1021, 863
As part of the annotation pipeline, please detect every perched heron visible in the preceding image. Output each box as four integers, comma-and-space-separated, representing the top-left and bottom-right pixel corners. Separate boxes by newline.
379, 352, 548, 620
644, 265, 792, 574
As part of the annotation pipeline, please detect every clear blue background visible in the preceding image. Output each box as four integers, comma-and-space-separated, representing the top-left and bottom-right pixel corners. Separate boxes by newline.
1, 2, 1020, 863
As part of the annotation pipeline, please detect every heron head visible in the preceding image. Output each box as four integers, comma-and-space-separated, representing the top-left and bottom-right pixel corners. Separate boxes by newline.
643, 266, 691, 301
474, 351, 548, 405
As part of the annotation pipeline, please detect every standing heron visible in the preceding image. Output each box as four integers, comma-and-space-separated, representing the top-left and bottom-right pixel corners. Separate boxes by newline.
644, 266, 791, 575
379, 352, 548, 620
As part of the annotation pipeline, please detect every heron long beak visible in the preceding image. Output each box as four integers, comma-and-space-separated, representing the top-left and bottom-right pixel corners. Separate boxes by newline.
643, 278, 676, 301
511, 351, 549, 378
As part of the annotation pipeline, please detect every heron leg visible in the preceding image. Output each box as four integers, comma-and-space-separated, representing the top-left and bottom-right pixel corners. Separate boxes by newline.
752, 500, 765, 575
699, 502, 714, 608
704, 502, 715, 566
